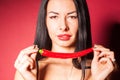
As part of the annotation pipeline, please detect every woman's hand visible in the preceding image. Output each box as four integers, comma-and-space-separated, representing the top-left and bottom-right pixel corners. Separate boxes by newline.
91, 45, 115, 80
14, 45, 39, 80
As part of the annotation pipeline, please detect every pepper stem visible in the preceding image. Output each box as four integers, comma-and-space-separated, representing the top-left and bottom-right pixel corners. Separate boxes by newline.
39, 49, 43, 55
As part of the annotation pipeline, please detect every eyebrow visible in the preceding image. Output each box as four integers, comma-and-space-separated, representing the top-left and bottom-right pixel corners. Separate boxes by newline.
48, 11, 77, 15
67, 11, 77, 15
48, 11, 59, 15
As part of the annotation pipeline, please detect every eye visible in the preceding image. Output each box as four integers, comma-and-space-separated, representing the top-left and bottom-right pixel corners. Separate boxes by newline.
69, 16, 78, 19
49, 16, 58, 19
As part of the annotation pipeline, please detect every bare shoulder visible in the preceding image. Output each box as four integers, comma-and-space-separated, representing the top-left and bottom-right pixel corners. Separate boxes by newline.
14, 71, 24, 80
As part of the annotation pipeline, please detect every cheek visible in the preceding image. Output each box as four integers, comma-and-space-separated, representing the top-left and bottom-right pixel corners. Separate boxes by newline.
47, 24, 57, 35
46, 22, 57, 39
46, 20, 56, 33
47, 27, 55, 40
46, 18, 58, 30
72, 28, 78, 36
68, 18, 78, 26
68, 21, 78, 34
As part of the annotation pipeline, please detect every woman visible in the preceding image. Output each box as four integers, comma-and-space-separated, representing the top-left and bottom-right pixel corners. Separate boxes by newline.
14, 0, 115, 80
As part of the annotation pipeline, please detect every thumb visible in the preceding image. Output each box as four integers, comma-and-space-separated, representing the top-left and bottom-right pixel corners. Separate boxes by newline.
93, 46, 101, 62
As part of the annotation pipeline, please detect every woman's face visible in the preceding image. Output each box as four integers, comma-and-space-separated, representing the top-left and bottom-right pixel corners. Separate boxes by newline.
46, 0, 78, 48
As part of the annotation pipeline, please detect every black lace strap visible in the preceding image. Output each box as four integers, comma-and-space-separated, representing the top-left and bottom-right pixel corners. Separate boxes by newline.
85, 66, 91, 69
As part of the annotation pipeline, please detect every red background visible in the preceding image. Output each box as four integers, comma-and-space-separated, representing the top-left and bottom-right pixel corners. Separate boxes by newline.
0, 0, 120, 80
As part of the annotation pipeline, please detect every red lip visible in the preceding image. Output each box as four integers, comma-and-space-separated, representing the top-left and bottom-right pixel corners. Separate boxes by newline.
57, 34, 71, 41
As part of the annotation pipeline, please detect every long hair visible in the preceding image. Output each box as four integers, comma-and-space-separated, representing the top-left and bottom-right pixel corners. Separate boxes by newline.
73, 0, 92, 79
34, 0, 92, 80
34, 0, 51, 50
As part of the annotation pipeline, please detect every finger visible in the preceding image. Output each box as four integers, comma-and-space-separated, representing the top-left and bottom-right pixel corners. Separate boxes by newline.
23, 45, 39, 51
31, 53, 37, 60
14, 55, 35, 71
93, 45, 112, 61
108, 51, 115, 62
98, 51, 110, 57
99, 57, 108, 64
20, 49, 38, 57
99, 57, 114, 71
17, 47, 39, 61
94, 45, 110, 52
98, 51, 115, 62
93, 46, 101, 61
20, 47, 39, 56
14, 46, 38, 69
20, 45, 38, 55
15, 52, 37, 67
19, 60, 33, 72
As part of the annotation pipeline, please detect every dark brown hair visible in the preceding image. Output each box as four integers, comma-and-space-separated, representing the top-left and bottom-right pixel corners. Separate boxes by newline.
34, 0, 92, 80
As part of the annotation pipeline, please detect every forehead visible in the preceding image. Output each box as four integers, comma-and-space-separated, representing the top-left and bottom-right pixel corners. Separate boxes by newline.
47, 0, 76, 12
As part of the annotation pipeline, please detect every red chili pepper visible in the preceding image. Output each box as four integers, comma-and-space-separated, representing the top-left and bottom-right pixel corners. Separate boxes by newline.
39, 48, 93, 59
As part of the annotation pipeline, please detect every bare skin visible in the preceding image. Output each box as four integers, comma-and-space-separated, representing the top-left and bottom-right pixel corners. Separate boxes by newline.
14, 45, 115, 80
37, 58, 91, 80
14, 0, 115, 80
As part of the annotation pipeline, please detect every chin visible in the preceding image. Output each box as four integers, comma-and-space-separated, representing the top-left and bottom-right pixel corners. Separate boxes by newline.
58, 41, 75, 48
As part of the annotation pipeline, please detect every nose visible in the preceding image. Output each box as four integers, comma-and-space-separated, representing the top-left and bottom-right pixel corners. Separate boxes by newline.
59, 17, 69, 31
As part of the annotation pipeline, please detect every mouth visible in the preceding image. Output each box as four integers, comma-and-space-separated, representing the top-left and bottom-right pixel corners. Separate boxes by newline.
57, 34, 71, 41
